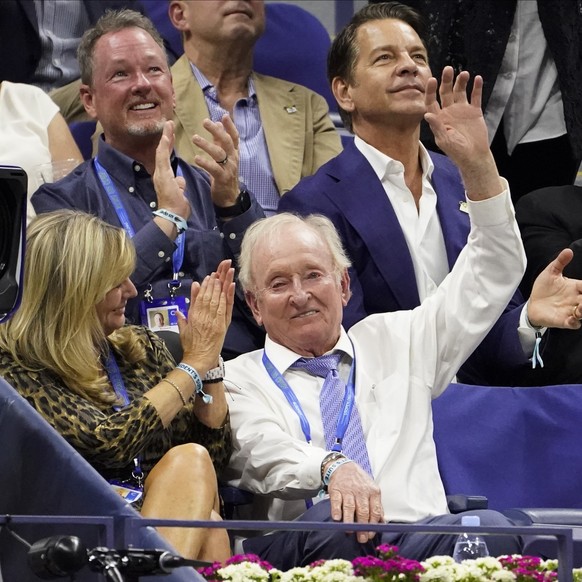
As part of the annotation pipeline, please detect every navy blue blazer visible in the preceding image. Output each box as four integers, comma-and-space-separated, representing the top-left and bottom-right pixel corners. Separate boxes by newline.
279, 140, 529, 385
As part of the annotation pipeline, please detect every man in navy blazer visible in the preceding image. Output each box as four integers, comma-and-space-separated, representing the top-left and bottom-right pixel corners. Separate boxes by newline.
279, 2, 539, 386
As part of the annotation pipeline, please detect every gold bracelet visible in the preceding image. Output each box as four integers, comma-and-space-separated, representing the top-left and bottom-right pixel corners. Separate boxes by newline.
161, 378, 187, 406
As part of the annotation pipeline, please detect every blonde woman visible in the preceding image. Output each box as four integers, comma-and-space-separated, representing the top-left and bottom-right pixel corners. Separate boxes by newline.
0, 209, 233, 563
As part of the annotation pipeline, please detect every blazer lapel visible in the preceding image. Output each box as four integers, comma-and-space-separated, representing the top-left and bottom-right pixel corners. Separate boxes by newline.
172, 55, 210, 163
430, 153, 471, 270
256, 73, 306, 195
324, 143, 420, 309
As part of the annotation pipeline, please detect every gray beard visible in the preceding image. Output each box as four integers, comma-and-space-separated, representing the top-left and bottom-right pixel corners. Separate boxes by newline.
126, 118, 166, 137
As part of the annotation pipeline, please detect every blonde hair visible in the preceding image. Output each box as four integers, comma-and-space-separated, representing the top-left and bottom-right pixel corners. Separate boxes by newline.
238, 212, 352, 293
0, 210, 143, 404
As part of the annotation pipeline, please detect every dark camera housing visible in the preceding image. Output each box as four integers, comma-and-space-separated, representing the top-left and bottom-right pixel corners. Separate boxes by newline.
0, 166, 26, 322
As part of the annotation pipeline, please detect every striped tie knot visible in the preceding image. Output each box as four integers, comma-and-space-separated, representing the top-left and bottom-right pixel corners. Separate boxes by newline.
292, 353, 343, 378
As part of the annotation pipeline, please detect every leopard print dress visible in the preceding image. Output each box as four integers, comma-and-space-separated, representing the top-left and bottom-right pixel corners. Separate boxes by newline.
0, 326, 232, 485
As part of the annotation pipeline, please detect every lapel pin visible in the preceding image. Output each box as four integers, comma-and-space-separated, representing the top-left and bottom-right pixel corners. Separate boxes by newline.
458, 201, 468, 214
284, 105, 298, 114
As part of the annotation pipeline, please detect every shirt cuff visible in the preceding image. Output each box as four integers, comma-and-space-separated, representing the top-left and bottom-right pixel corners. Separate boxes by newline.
518, 302, 547, 354
465, 178, 515, 227
295, 448, 330, 492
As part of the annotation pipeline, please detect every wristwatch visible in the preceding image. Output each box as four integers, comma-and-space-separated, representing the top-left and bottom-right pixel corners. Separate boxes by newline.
203, 356, 225, 384
320, 451, 346, 480
214, 189, 250, 218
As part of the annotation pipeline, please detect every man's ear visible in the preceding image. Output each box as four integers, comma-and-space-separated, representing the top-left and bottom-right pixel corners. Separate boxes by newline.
168, 1, 189, 32
245, 290, 263, 326
79, 84, 98, 120
332, 76, 355, 117
340, 269, 351, 307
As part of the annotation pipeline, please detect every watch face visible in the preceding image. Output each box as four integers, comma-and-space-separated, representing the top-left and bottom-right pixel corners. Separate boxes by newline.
215, 190, 249, 217
239, 189, 251, 212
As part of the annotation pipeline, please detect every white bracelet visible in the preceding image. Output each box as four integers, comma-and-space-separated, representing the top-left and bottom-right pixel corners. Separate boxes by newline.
153, 208, 188, 235
176, 362, 213, 404
322, 457, 353, 490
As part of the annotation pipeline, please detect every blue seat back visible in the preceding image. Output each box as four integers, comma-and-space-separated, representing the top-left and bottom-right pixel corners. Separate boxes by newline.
139, 0, 183, 62
69, 120, 97, 161
254, 3, 336, 112
0, 377, 201, 581
433, 382, 582, 510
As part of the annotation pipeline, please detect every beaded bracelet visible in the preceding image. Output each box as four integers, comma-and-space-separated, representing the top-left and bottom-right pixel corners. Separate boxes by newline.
161, 378, 187, 406
176, 362, 213, 404
322, 458, 353, 491
152, 208, 188, 235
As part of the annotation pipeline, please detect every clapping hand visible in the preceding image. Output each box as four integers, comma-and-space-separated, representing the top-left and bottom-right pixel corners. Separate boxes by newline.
153, 120, 191, 221
192, 114, 240, 208
177, 259, 235, 375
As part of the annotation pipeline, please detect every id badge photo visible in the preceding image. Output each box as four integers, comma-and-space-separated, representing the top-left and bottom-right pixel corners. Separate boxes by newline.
140, 296, 188, 334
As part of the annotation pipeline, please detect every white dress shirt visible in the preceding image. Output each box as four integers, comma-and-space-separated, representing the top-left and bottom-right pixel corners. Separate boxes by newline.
354, 136, 448, 301
224, 189, 526, 523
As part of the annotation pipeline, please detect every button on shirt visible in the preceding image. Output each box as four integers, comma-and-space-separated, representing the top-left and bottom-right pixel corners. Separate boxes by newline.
224, 189, 526, 523
191, 64, 280, 215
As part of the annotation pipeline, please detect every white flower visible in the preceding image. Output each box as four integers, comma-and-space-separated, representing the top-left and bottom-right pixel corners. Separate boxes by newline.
276, 560, 358, 581
419, 557, 507, 582
490, 571, 516, 581
311, 559, 357, 581
277, 566, 312, 581
217, 562, 270, 581
420, 567, 455, 581
472, 556, 504, 570
422, 555, 457, 570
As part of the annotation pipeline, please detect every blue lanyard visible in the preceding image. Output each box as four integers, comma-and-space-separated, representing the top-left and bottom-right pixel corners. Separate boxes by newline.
104, 351, 131, 407
104, 351, 143, 484
94, 158, 186, 278
262, 351, 357, 453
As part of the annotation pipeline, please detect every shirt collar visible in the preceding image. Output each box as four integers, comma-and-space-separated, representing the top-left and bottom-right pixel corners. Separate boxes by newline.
263, 328, 354, 374
354, 135, 435, 182
96, 136, 179, 190
189, 61, 257, 103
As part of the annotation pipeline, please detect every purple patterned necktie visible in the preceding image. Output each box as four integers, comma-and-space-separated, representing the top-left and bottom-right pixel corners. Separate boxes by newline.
292, 353, 373, 476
